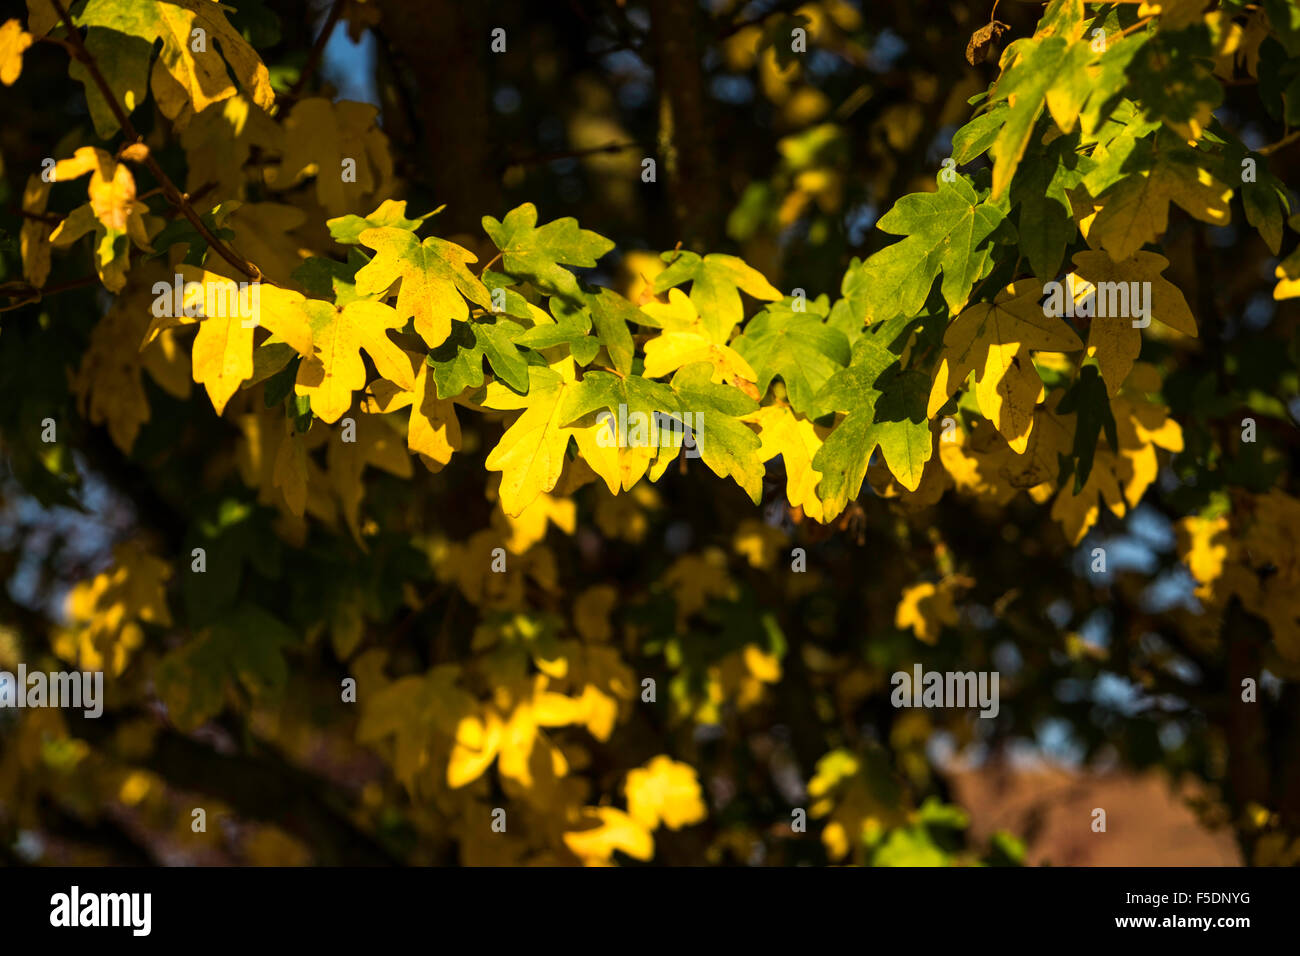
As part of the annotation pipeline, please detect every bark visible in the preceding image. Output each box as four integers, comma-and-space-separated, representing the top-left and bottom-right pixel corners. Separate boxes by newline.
650, 0, 722, 249
374, 0, 498, 234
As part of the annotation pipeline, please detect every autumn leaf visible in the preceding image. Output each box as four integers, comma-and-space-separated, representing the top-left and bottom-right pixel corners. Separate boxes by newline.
625, 756, 707, 831
75, 0, 274, 123
651, 250, 782, 342
1070, 250, 1197, 396
294, 298, 413, 424
0, 18, 32, 86
353, 226, 492, 350
1086, 151, 1232, 262
928, 280, 1082, 452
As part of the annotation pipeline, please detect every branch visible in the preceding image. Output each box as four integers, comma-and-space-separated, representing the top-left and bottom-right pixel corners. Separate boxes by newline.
285, 0, 347, 102
47, 0, 263, 282
501, 140, 643, 173
0, 275, 101, 312
1259, 129, 1300, 156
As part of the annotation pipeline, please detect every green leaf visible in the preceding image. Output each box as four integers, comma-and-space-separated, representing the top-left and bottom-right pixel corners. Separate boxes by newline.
1056, 364, 1117, 492
560, 370, 681, 428
731, 296, 849, 416
482, 202, 614, 302
327, 199, 437, 245
851, 177, 1006, 324
354, 226, 493, 349
812, 334, 931, 517
514, 297, 600, 366
1012, 135, 1091, 281
665, 363, 764, 503
425, 315, 531, 397
585, 288, 640, 376
988, 35, 1094, 199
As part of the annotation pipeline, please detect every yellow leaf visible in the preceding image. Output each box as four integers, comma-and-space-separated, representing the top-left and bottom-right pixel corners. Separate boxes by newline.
0, 19, 32, 86
78, 0, 274, 123
20, 175, 52, 287
929, 280, 1081, 452
294, 299, 410, 424
267, 98, 393, 214
625, 756, 708, 831
895, 579, 966, 644
746, 404, 828, 522
563, 807, 654, 864
1071, 251, 1196, 396
1088, 159, 1231, 262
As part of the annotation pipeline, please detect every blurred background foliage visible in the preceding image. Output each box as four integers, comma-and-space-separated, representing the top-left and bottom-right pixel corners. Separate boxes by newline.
0, 0, 1298, 866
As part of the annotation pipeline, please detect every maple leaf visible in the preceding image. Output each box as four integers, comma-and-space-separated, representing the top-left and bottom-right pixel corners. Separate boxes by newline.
482, 202, 614, 301
366, 355, 463, 472
1070, 250, 1197, 396
813, 335, 932, 518
745, 403, 828, 522
640, 290, 758, 387
651, 250, 782, 342
1, 18, 32, 86
328, 199, 437, 245
625, 756, 707, 831
266, 98, 393, 214
584, 287, 641, 376
294, 298, 413, 424
46, 148, 157, 291
662, 363, 765, 504
559, 369, 680, 493
75, 0, 274, 124
354, 226, 493, 349
483, 366, 587, 517
849, 176, 1006, 324
141, 266, 315, 415
928, 280, 1082, 453
732, 297, 850, 417
179, 94, 281, 201
1085, 150, 1232, 262
987, 34, 1095, 200
73, 266, 190, 453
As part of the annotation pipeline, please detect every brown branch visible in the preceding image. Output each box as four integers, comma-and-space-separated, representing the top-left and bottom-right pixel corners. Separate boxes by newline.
0, 275, 102, 312
48, 0, 262, 281
1259, 129, 1300, 156
285, 0, 347, 102
501, 140, 643, 173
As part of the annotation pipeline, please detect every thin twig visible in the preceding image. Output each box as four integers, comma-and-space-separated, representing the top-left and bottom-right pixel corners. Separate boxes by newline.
502, 141, 642, 172
48, 0, 262, 281
1259, 129, 1300, 156
285, 0, 347, 102
478, 251, 503, 278
0, 275, 101, 312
